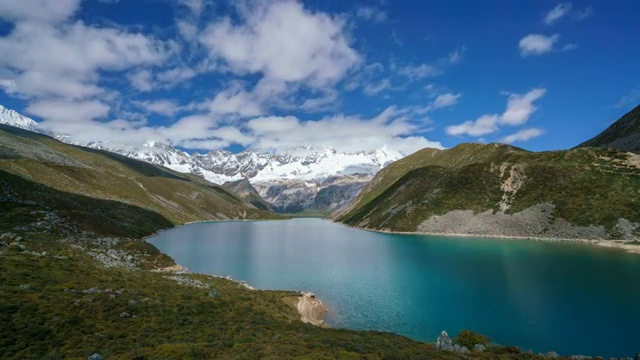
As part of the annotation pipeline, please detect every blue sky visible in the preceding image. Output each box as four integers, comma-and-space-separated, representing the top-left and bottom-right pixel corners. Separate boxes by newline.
0, 0, 638, 154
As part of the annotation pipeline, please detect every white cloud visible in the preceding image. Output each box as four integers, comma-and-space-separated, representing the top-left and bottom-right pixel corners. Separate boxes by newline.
446, 115, 500, 137
432, 93, 461, 109
501, 88, 547, 125
448, 46, 466, 64
446, 88, 546, 137
209, 86, 263, 117
26, 99, 110, 123
128, 69, 154, 92
134, 100, 181, 117
0, 0, 80, 23
501, 128, 544, 144
544, 3, 573, 25
573, 7, 593, 21
199, 1, 359, 87
519, 34, 560, 56
246, 106, 443, 154
356, 6, 387, 23
363, 78, 392, 96
0, 21, 171, 100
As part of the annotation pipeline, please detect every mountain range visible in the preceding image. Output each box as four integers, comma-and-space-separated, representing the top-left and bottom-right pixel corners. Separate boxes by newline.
0, 105, 401, 213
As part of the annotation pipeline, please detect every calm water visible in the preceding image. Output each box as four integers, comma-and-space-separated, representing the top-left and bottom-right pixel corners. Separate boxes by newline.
148, 218, 640, 357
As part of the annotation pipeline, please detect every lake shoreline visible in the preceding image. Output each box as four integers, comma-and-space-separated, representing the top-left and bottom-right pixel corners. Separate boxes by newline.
334, 221, 640, 255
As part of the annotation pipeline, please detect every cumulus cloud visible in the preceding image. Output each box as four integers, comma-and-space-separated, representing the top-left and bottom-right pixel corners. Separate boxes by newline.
133, 100, 181, 117
26, 99, 110, 124
544, 3, 573, 25
501, 128, 544, 144
446, 88, 546, 137
199, 1, 359, 87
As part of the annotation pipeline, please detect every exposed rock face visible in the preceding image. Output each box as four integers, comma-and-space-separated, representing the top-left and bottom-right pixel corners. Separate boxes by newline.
296, 292, 328, 327
436, 331, 454, 351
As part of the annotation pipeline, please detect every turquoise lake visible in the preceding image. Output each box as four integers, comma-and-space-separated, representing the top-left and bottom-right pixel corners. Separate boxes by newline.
148, 218, 640, 357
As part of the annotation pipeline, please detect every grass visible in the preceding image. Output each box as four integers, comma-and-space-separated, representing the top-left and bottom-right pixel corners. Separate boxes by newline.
337, 143, 640, 233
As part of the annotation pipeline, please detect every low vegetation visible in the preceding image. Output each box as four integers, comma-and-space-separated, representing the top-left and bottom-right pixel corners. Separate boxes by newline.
336, 143, 640, 235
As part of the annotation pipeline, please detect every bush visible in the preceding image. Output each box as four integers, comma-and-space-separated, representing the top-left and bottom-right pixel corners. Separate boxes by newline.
453, 329, 490, 348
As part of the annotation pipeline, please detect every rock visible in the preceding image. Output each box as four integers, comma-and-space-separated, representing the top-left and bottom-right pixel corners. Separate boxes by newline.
546, 351, 559, 358
74, 300, 82, 306
473, 344, 486, 352
19, 284, 31, 290
87, 353, 104, 360
83, 287, 100, 294
436, 331, 454, 351
119, 312, 131, 318
9, 243, 26, 251
208, 290, 221, 299
128, 299, 137, 305
453, 344, 470, 354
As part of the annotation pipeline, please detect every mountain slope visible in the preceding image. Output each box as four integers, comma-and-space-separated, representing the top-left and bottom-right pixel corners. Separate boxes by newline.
0, 124, 278, 238
335, 143, 640, 240
577, 104, 640, 153
0, 104, 403, 213
222, 179, 273, 211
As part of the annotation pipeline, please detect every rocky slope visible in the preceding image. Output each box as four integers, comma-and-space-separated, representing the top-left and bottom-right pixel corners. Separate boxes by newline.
0, 104, 402, 213
577, 104, 640, 153
335, 143, 640, 240
222, 179, 273, 211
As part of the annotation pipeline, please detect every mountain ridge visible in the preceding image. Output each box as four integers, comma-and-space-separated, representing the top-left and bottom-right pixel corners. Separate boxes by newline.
335, 142, 640, 240
577, 104, 640, 153
0, 104, 402, 213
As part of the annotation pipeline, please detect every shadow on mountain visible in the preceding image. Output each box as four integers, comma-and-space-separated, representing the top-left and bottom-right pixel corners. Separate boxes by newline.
0, 170, 173, 238
75, 147, 189, 181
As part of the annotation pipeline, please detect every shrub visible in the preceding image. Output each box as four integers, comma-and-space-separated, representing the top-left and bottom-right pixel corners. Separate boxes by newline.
453, 329, 490, 348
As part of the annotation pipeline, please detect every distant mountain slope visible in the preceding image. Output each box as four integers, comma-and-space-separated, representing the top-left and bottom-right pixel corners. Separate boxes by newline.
335, 143, 640, 240
0, 104, 403, 213
222, 179, 273, 211
0, 124, 278, 237
577, 104, 640, 153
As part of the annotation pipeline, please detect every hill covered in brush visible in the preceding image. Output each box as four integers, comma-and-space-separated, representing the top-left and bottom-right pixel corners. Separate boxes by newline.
334, 143, 640, 240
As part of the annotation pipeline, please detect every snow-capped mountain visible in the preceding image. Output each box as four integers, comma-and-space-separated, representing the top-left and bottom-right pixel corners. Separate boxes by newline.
0, 105, 403, 212
0, 105, 41, 132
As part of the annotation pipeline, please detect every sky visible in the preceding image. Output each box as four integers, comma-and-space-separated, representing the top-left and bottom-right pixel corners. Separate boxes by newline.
0, 0, 638, 155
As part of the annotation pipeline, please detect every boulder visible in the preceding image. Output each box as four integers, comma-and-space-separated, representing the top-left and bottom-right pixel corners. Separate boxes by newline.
19, 284, 31, 290
119, 312, 131, 318
545, 351, 559, 358
473, 344, 486, 352
87, 354, 104, 360
453, 344, 470, 354
208, 290, 221, 299
435, 331, 454, 351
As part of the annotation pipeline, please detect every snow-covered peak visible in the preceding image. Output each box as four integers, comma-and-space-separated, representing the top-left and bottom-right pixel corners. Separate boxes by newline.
0, 105, 40, 131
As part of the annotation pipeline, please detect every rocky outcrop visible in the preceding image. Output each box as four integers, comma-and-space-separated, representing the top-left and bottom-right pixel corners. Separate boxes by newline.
435, 331, 454, 351
296, 292, 328, 327
417, 203, 639, 241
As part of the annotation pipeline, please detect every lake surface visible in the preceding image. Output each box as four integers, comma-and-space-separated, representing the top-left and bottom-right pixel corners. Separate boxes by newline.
148, 218, 640, 357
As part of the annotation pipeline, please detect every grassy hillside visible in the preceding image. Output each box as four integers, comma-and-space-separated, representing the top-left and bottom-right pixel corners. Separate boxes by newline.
336, 143, 640, 237
577, 104, 640, 153
0, 124, 280, 233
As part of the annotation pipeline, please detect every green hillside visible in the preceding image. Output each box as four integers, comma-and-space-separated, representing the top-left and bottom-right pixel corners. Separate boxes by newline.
336, 143, 640, 239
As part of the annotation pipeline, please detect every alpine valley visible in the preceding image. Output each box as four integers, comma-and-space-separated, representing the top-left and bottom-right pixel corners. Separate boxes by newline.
0, 105, 401, 214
